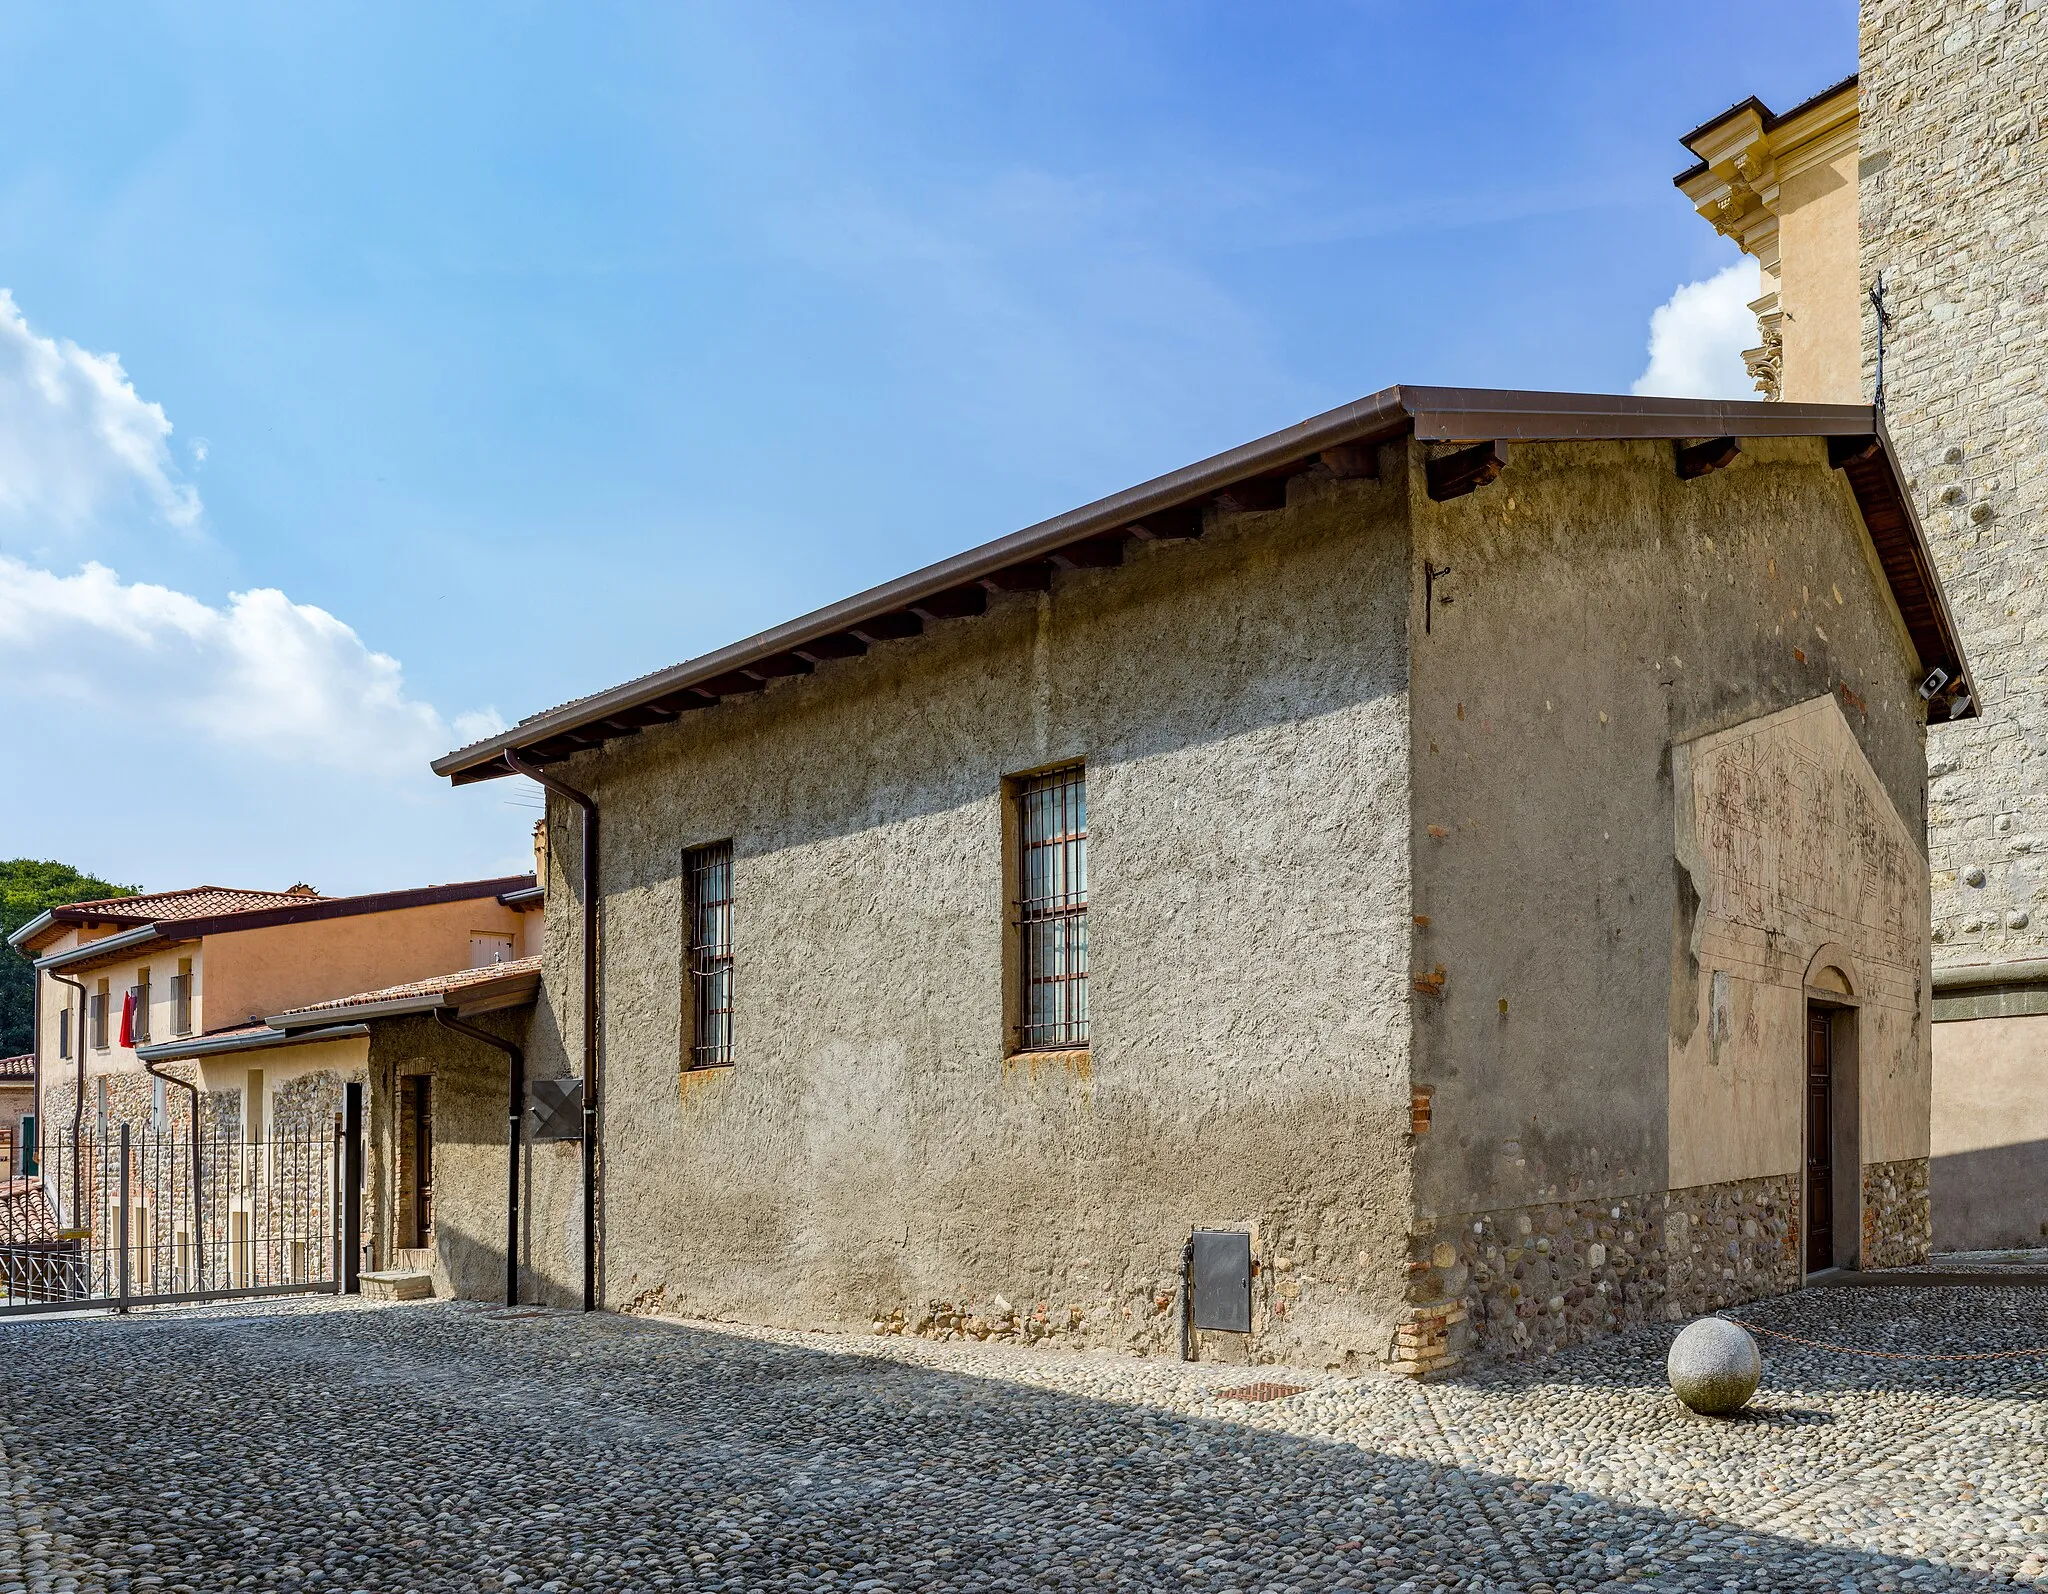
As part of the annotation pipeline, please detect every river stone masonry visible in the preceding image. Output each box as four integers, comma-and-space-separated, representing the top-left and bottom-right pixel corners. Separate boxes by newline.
1404, 1175, 1802, 1369
1862, 1156, 1933, 1270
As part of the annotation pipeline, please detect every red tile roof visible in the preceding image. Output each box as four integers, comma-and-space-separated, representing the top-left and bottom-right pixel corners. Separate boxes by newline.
0, 1180, 61, 1245
278, 957, 542, 1016
0, 1054, 34, 1081
59, 886, 318, 924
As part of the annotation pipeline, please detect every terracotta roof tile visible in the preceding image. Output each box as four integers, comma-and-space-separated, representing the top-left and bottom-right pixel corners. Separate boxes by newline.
0, 1181, 61, 1245
279, 957, 541, 1016
0, 1054, 34, 1081
62, 886, 317, 924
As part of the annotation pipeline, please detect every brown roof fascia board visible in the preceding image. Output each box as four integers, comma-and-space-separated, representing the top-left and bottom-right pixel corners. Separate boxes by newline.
433, 384, 1418, 782
1672, 73, 1859, 184
435, 386, 1972, 782
136, 1022, 372, 1063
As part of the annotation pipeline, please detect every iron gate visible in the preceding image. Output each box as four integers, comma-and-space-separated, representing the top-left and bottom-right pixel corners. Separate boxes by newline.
0, 1114, 356, 1316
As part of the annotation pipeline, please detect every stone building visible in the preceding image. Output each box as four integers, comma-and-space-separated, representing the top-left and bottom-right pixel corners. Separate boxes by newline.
435, 386, 1967, 1371
1675, 1, 2048, 1250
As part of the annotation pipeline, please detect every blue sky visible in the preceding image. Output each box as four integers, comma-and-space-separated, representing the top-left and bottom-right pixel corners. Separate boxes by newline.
0, 2, 1857, 895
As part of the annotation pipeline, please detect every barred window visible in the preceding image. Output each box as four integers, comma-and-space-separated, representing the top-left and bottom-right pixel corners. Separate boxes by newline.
1016, 765, 1088, 1051
686, 841, 735, 1069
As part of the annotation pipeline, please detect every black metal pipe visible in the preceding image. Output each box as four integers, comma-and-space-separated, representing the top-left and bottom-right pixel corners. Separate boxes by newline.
46, 968, 87, 1228
342, 1082, 363, 1293
433, 1007, 525, 1308
142, 1057, 205, 1285
26, 958, 35, 1180
501, 748, 599, 1313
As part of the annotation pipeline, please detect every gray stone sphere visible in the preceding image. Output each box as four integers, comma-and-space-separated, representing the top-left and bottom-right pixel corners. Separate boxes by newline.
1667, 1317, 1762, 1415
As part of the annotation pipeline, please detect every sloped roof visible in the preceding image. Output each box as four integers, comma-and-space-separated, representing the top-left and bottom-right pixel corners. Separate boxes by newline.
277, 957, 542, 1017
0, 1180, 60, 1245
0, 1053, 33, 1081
13, 876, 535, 960
433, 385, 1976, 786
54, 886, 314, 925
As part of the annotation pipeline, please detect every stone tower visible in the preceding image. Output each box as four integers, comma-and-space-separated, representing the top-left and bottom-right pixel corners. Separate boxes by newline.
1859, 0, 2046, 967
1678, 2, 2048, 1250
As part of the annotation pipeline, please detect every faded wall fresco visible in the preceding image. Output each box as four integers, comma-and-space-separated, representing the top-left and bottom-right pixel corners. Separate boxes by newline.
1671, 694, 1932, 1204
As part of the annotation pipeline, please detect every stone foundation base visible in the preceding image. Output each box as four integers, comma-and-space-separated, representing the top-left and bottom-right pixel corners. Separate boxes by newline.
1409, 1173, 1803, 1366
1863, 1157, 1932, 1269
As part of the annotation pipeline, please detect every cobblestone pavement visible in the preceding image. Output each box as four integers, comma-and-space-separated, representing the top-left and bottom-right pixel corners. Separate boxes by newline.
0, 1286, 2042, 1593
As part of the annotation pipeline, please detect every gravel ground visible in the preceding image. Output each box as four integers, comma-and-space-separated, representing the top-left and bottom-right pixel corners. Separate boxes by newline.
0, 1286, 2041, 1593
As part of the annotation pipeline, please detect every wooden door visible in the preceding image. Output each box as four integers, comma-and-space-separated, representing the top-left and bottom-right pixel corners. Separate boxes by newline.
1806, 1010, 1833, 1272
411, 1078, 434, 1246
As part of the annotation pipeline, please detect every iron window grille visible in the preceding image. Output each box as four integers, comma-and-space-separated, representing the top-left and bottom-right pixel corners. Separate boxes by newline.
1015, 765, 1089, 1051
686, 841, 735, 1070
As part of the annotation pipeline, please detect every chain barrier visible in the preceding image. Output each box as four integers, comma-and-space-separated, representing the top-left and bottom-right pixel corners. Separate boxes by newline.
1720, 1315, 2048, 1363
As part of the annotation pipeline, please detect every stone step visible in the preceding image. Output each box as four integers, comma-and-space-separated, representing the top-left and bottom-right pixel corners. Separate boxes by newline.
360, 1270, 435, 1302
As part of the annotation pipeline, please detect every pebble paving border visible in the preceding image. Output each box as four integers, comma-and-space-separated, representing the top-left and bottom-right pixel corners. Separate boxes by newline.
0, 1288, 2041, 1592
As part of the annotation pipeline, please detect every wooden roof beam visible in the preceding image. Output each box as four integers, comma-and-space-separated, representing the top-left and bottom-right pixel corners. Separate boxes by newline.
1426, 441, 1509, 502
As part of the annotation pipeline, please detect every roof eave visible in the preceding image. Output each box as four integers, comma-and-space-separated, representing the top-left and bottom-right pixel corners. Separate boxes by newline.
136, 1023, 371, 1062
269, 969, 540, 1030
434, 387, 1973, 780
32, 925, 163, 973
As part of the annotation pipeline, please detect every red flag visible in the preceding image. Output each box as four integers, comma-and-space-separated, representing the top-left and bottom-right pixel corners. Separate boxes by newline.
118, 989, 136, 1049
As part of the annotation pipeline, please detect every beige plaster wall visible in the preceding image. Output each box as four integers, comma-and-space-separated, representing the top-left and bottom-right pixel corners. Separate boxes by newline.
1774, 143, 1861, 404
1406, 437, 1930, 1227
33, 937, 205, 1091
1670, 695, 1931, 1193
1930, 1012, 2048, 1250
531, 463, 1417, 1367
204, 898, 530, 1031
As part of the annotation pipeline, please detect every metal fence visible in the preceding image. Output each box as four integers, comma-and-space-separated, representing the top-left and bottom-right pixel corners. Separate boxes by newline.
0, 1119, 347, 1315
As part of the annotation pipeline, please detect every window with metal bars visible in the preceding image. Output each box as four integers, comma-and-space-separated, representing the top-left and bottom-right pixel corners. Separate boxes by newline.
1015, 765, 1088, 1051
686, 841, 735, 1069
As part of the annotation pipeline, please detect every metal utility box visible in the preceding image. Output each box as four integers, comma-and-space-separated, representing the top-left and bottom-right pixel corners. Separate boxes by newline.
1189, 1229, 1253, 1333
529, 1078, 584, 1141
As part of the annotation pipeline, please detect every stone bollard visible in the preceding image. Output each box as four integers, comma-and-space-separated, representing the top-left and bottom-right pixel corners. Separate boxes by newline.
1667, 1316, 1762, 1415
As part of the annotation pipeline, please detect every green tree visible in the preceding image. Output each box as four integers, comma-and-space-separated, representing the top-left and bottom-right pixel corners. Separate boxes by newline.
0, 861, 139, 1056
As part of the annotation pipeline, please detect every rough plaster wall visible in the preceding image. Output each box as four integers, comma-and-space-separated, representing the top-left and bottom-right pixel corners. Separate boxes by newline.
547, 469, 1415, 1366
1670, 695, 1932, 1191
1406, 438, 1929, 1224
1862, 0, 2048, 962
367, 1012, 581, 1305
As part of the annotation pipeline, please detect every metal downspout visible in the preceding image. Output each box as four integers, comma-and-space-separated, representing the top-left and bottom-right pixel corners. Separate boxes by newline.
47, 968, 88, 1228
433, 1008, 525, 1308
26, 957, 36, 1182
142, 1057, 205, 1286
500, 749, 600, 1313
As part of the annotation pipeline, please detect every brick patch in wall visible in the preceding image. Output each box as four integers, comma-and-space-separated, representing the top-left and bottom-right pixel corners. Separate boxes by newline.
1862, 1156, 1932, 1270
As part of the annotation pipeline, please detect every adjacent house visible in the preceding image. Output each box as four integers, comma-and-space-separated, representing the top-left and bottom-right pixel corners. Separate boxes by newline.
140, 958, 570, 1304
0, 1053, 33, 1175
1676, 48, 2048, 1251
431, 385, 1967, 1371
6, 876, 541, 1297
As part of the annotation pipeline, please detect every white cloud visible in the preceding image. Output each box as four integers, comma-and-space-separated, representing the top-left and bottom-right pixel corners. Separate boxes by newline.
1632, 262, 1763, 401
0, 556, 502, 780
0, 289, 202, 533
